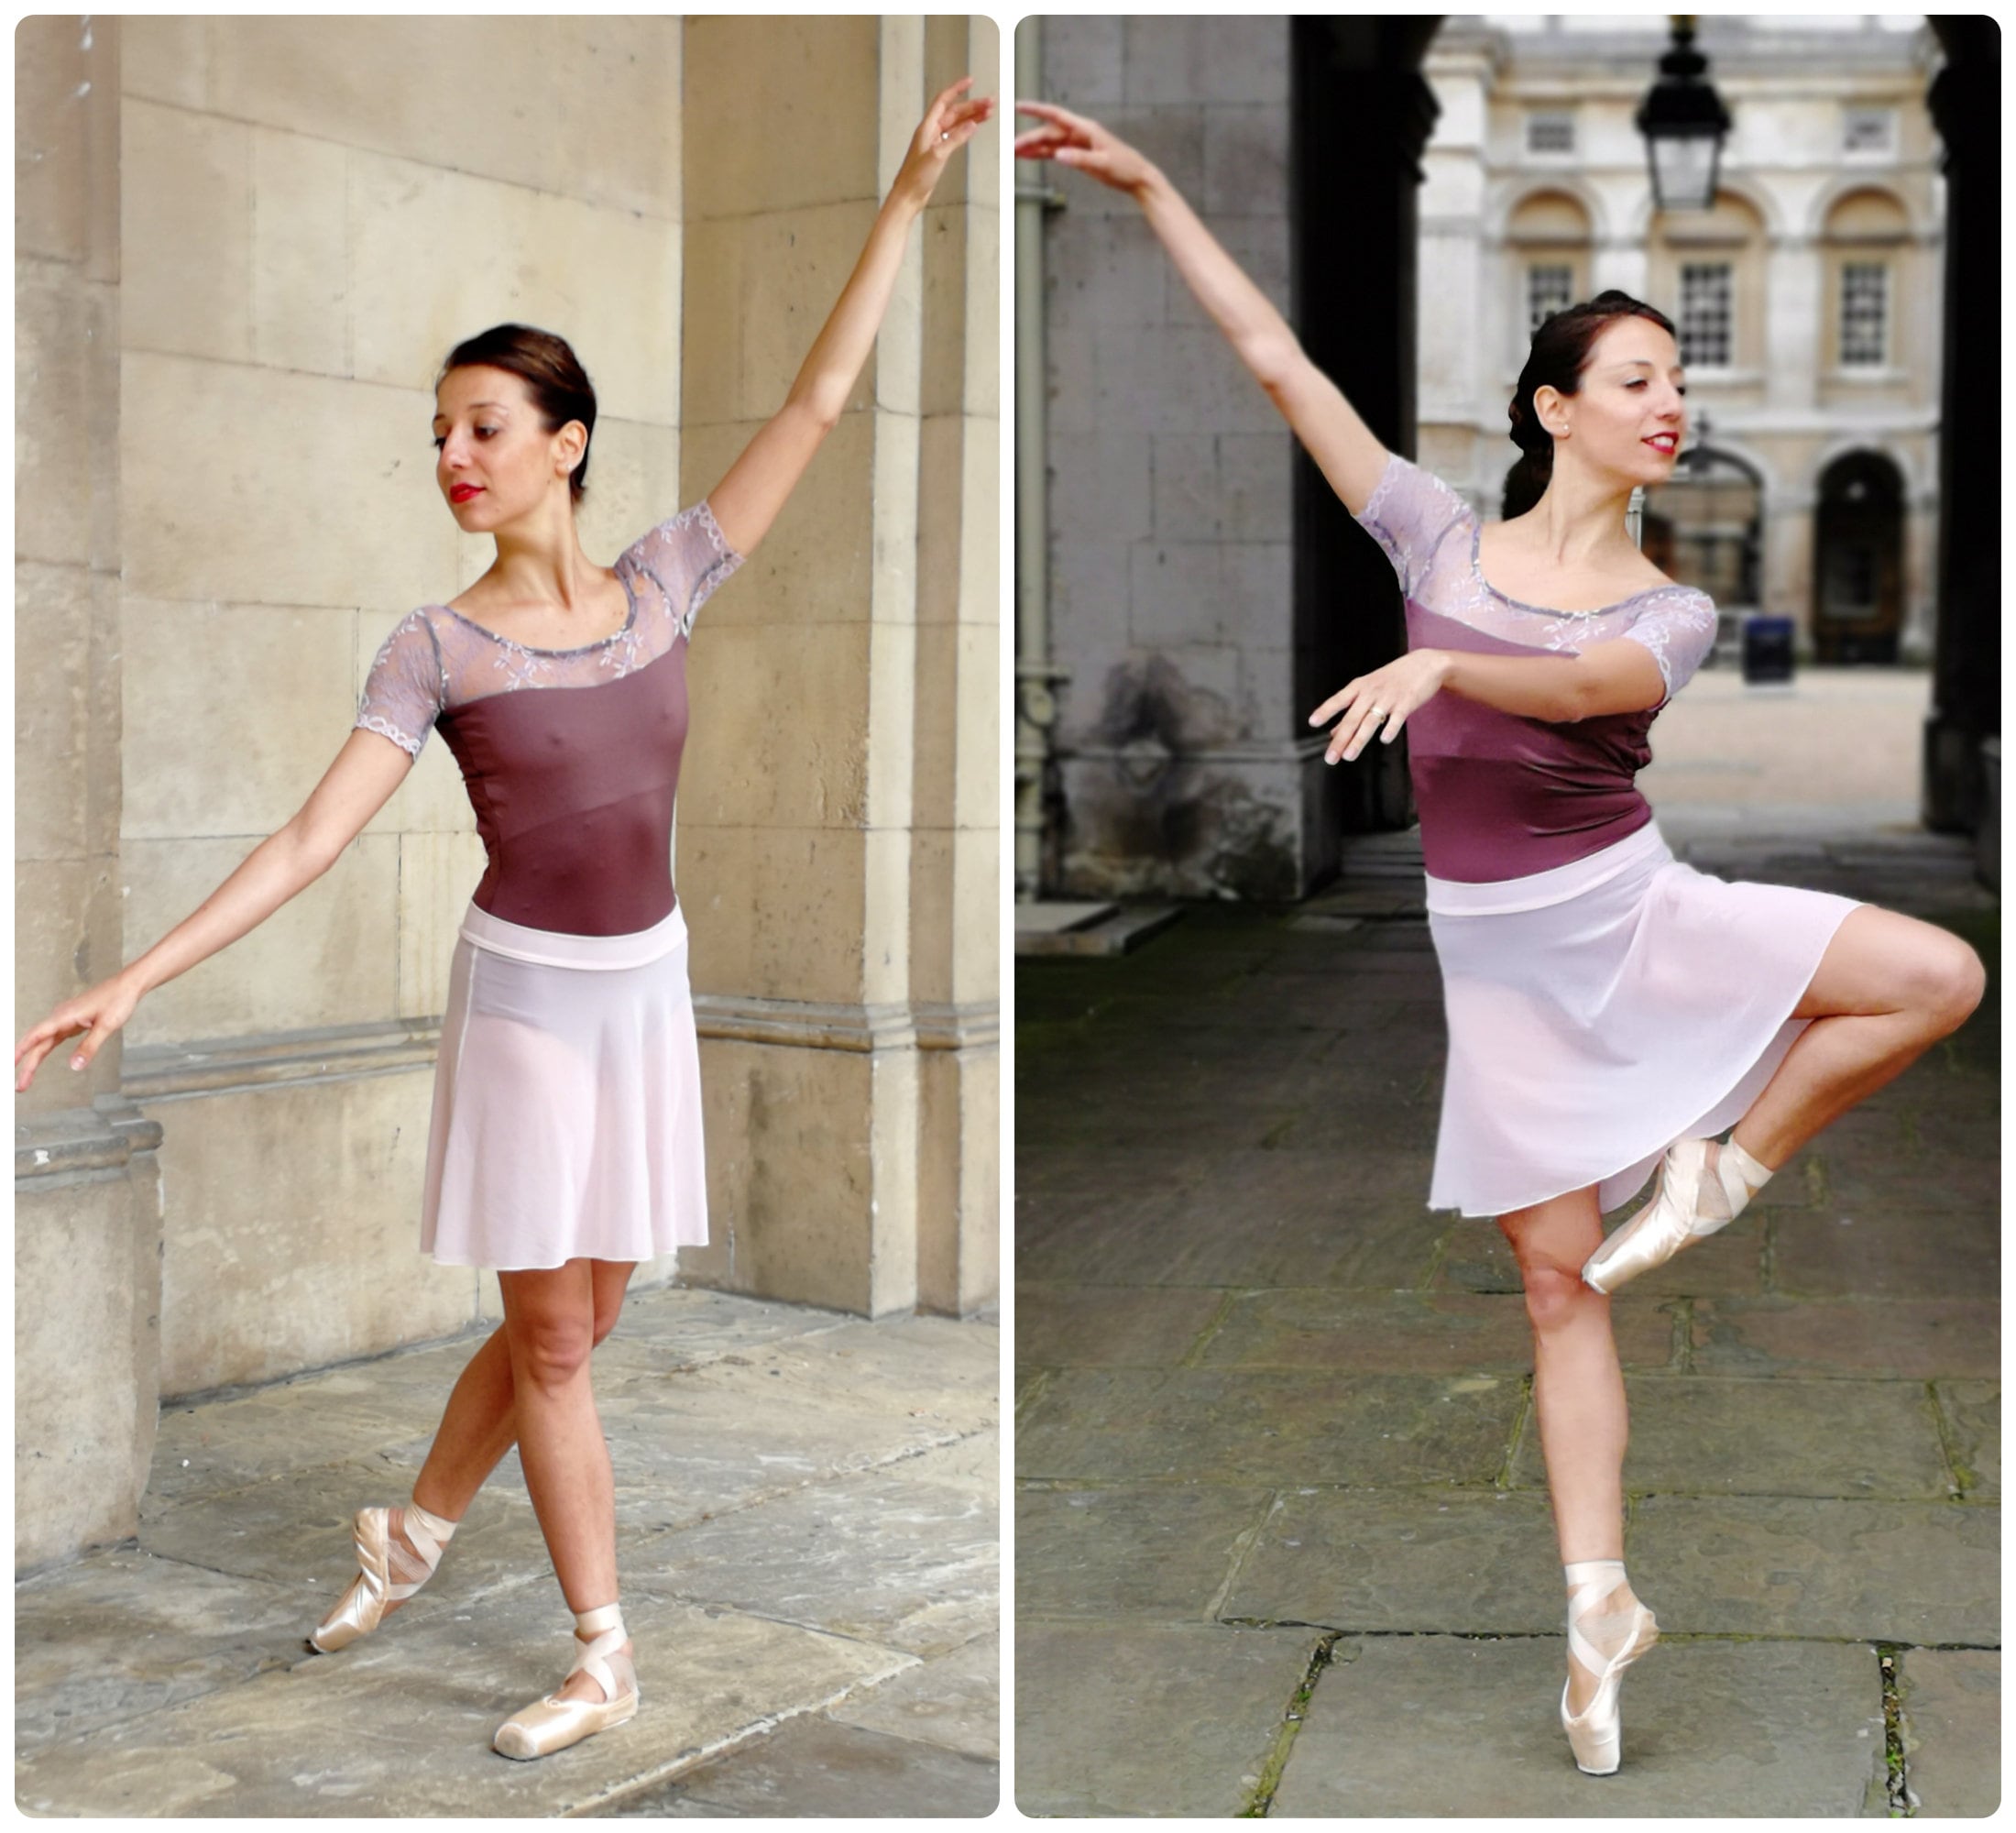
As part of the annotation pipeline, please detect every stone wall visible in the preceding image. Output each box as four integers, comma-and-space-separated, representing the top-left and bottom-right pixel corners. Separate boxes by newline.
16, 14, 998, 1571
677, 16, 999, 1318
1038, 16, 1309, 901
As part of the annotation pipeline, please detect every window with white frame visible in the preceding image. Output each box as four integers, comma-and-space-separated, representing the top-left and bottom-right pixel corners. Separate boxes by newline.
1527, 263, 1574, 335
1840, 261, 1890, 368
1843, 108, 1896, 155
1526, 112, 1575, 155
1677, 263, 1734, 368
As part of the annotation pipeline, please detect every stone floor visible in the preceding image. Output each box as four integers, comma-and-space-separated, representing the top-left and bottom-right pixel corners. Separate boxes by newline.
16, 1289, 1000, 1817
1015, 815, 1999, 1817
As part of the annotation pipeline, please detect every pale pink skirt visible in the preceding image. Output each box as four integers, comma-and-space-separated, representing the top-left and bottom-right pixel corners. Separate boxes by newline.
1425, 819, 1861, 1218
422, 899, 708, 1269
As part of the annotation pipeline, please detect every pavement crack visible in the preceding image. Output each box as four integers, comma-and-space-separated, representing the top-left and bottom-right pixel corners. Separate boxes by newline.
1877, 1645, 1914, 1816
1205, 1491, 1283, 1622
1238, 1632, 1339, 1817
1491, 1376, 1533, 1488
1178, 1290, 1243, 1368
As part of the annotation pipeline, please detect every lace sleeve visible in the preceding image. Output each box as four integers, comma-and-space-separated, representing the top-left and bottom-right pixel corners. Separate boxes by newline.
1352, 453, 1472, 600
356, 611, 445, 757
1619, 589, 1719, 705
622, 501, 744, 641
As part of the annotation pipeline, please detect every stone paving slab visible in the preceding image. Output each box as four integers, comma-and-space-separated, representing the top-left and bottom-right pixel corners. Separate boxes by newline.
1507, 1375, 1954, 1500
1015, 1620, 1321, 1817
14, 1592, 910, 1817
1690, 1297, 2000, 1380
1897, 1649, 2000, 1817
1629, 1496, 1999, 1644
1272, 1634, 1887, 1817
15, 1548, 307, 1756
1014, 1283, 1229, 1369
1771, 1194, 2000, 1299
593, 1713, 999, 1818
1020, 1368, 1523, 1487
1021, 1150, 1448, 1289
1224, 1488, 1565, 1632
1194, 1287, 1678, 1373
1016, 1484, 1274, 1621
827, 1630, 1000, 1762
640, 1451, 997, 1659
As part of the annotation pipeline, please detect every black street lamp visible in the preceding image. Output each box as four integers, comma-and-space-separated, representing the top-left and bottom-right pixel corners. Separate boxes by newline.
1637, 16, 1732, 213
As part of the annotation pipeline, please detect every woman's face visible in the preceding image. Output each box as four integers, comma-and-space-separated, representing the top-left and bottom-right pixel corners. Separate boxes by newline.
432, 365, 581, 528
1540, 316, 1687, 489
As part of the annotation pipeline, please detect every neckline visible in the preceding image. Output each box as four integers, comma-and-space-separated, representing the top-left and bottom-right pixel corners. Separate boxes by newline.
1468, 519, 1680, 620
433, 562, 639, 655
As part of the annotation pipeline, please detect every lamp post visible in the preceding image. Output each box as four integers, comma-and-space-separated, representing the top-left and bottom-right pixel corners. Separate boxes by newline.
1636, 16, 1732, 212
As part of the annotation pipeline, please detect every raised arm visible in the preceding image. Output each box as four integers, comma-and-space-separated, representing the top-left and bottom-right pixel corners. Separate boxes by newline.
1015, 101, 1389, 516
706, 77, 994, 558
14, 731, 412, 1090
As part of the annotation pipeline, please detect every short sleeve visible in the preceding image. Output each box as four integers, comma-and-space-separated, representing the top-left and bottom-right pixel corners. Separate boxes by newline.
1619, 590, 1718, 705
356, 611, 445, 758
1352, 453, 1472, 599
622, 500, 744, 641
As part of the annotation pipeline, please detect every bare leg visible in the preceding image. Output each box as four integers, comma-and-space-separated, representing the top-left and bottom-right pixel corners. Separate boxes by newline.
377, 1259, 634, 1627
1499, 1187, 1642, 1716
498, 1258, 631, 1705
1728, 906, 1984, 1168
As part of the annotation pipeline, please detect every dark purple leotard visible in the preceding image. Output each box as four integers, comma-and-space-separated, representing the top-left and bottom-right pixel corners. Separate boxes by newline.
356, 503, 741, 935
1353, 456, 1717, 884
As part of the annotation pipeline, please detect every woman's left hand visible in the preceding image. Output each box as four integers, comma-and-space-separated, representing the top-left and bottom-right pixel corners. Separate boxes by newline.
1309, 650, 1451, 764
892, 77, 995, 208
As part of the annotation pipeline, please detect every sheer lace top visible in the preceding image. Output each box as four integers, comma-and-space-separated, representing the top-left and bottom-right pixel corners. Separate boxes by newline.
1353, 455, 1717, 884
355, 502, 742, 936
356, 502, 740, 757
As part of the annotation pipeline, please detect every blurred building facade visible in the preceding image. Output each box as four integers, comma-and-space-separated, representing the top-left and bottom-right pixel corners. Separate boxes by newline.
16, 15, 998, 1572
1024, 15, 1991, 906
1420, 15, 1945, 664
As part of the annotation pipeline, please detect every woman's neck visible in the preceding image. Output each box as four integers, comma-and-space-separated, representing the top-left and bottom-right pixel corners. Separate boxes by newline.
1524, 466, 1638, 568
483, 499, 599, 609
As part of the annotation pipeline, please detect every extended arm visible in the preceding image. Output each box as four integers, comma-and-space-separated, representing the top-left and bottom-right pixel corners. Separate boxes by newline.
1015, 101, 1388, 515
14, 730, 413, 1088
1310, 640, 1669, 763
706, 78, 994, 558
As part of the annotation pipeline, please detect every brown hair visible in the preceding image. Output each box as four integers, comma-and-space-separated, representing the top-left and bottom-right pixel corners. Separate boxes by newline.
1505, 291, 1677, 515
438, 324, 597, 504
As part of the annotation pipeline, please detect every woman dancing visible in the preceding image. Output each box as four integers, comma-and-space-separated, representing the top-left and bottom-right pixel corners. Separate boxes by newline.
1015, 101, 1983, 1777
16, 78, 992, 1762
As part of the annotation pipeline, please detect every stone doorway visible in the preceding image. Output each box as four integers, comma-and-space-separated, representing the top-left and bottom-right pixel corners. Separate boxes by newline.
1813, 449, 1905, 664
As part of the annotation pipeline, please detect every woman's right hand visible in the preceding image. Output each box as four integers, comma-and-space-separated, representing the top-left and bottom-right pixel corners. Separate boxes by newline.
16, 971, 142, 1092
1014, 102, 1158, 196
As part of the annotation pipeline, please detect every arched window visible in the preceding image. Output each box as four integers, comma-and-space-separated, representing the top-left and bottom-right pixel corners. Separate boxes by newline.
1820, 189, 1911, 375
1649, 193, 1767, 374
1505, 191, 1592, 359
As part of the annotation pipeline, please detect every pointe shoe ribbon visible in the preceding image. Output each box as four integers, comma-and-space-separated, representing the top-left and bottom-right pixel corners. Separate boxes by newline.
1581, 1136, 1769, 1296
1560, 1563, 1659, 1776
493, 1603, 640, 1762
309, 1504, 453, 1653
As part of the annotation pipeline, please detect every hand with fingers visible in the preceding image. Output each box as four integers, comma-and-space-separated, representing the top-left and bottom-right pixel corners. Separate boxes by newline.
15, 971, 141, 1093
892, 76, 995, 209
1309, 650, 1452, 765
1013, 100, 1157, 194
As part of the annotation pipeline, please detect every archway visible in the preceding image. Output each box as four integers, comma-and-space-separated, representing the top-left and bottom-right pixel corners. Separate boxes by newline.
1644, 445, 1762, 661
1813, 450, 1905, 664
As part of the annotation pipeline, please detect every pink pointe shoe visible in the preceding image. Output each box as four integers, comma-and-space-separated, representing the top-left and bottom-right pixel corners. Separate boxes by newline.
1581, 1136, 1773, 1295
308, 1502, 455, 1653
1561, 1559, 1660, 1776
492, 1603, 640, 1761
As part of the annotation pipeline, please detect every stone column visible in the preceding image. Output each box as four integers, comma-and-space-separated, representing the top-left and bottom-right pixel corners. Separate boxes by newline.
679, 17, 934, 1316
1923, 21, 1999, 833
15, 16, 168, 1573
912, 16, 1001, 1315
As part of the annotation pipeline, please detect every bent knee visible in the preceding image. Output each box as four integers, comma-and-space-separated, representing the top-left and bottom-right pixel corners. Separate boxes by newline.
1920, 934, 1987, 1034
1517, 1260, 1599, 1334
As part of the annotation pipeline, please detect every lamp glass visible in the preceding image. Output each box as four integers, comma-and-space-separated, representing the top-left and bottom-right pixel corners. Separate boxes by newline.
1649, 133, 1718, 212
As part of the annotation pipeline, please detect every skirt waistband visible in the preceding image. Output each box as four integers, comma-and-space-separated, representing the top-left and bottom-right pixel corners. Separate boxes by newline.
1424, 818, 1671, 916
458, 898, 687, 971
